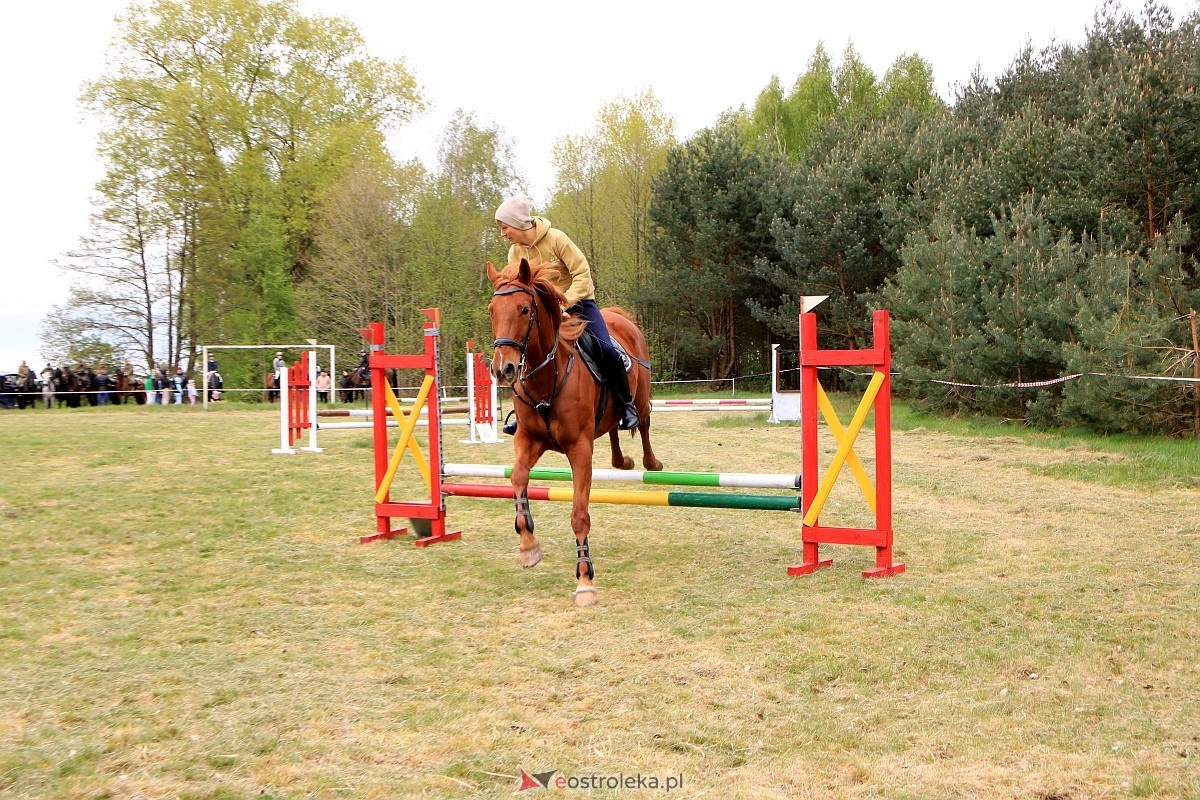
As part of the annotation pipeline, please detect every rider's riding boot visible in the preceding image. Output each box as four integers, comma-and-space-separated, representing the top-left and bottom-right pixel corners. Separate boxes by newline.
502, 410, 518, 436
607, 355, 640, 431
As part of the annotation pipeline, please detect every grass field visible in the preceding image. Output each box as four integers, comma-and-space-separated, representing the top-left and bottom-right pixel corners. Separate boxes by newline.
1, 400, 1197, 799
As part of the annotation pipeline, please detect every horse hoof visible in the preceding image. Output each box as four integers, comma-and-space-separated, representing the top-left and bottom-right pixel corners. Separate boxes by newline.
573, 586, 597, 606
620, 455, 634, 470
519, 546, 543, 568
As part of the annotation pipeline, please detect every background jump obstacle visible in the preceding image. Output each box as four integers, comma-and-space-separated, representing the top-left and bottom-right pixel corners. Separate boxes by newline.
272, 351, 320, 455
277, 345, 497, 450
789, 309, 903, 578
361, 312, 461, 547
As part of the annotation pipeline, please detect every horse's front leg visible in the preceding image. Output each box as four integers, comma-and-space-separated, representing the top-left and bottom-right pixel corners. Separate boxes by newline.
512, 432, 547, 568
565, 439, 597, 606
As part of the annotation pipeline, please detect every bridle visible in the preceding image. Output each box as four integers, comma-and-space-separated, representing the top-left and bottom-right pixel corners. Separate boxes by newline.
490, 285, 565, 385
490, 286, 538, 364
490, 283, 574, 439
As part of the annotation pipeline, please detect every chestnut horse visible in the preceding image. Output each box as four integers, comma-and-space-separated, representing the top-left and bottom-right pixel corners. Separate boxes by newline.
487, 259, 663, 606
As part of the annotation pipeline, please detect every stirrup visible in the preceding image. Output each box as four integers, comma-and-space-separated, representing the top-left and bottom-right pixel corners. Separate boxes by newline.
618, 405, 640, 431
501, 409, 517, 435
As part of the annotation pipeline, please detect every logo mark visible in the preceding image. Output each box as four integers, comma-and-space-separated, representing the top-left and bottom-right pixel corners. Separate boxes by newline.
516, 769, 559, 792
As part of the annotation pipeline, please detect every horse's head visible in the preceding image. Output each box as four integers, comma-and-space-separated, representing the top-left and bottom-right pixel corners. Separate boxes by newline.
486, 258, 566, 384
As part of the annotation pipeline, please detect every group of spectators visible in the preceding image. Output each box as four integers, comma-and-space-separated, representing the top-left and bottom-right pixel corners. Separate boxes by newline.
3, 356, 226, 408
145, 366, 197, 405
149, 356, 227, 404
7, 353, 343, 407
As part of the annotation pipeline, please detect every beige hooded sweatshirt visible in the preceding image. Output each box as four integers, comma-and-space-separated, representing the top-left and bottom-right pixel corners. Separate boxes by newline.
504, 216, 595, 307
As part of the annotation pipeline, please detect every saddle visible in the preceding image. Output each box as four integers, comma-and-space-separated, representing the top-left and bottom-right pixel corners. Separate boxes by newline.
575, 328, 632, 384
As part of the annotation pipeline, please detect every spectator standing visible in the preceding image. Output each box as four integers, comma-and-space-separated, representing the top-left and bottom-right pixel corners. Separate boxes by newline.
187, 378, 197, 405
156, 369, 172, 405
40, 364, 55, 409
208, 371, 223, 401
316, 368, 331, 403
94, 364, 112, 406
172, 367, 186, 404
145, 372, 156, 404
272, 351, 286, 396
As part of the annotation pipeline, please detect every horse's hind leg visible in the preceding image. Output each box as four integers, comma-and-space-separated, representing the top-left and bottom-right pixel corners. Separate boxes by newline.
638, 413, 663, 471
608, 429, 634, 470
632, 368, 663, 471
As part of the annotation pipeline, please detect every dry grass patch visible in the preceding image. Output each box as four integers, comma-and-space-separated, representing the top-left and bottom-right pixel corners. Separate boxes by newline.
0, 403, 1197, 799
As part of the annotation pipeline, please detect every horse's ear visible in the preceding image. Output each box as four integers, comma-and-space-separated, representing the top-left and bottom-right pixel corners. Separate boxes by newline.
486, 260, 500, 287
518, 258, 532, 284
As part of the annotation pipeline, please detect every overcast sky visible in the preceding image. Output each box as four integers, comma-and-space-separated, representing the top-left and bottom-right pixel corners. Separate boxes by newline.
1, 0, 1195, 372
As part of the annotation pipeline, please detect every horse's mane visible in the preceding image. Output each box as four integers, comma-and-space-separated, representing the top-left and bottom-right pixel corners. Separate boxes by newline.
496, 260, 567, 318
494, 259, 614, 346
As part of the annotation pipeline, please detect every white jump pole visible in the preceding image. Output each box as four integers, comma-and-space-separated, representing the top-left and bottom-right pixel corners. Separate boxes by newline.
484, 354, 498, 442
466, 348, 479, 444
301, 349, 323, 453
769, 344, 781, 424
464, 349, 499, 444
272, 369, 296, 455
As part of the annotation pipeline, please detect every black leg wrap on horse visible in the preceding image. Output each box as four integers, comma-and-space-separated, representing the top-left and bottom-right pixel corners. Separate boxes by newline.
514, 495, 534, 535
575, 539, 594, 580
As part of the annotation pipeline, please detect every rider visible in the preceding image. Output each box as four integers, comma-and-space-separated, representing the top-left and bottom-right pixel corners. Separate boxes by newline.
494, 193, 639, 434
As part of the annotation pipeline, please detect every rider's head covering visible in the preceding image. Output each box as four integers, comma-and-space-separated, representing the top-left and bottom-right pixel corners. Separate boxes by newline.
495, 194, 533, 230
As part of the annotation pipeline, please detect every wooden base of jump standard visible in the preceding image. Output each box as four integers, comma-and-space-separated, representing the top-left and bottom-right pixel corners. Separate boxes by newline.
787, 533, 904, 578
362, 506, 461, 546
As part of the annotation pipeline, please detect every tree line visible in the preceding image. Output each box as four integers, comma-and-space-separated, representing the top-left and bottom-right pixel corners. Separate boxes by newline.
49, 0, 1199, 435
